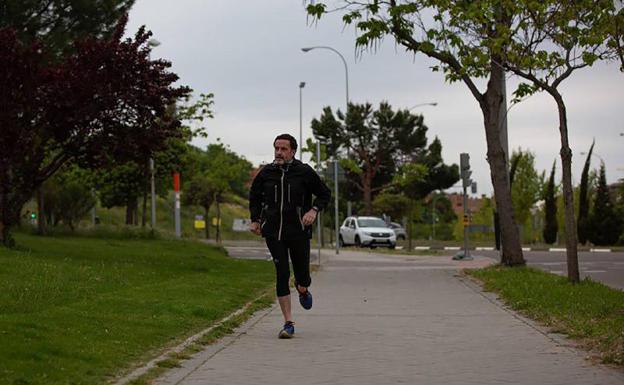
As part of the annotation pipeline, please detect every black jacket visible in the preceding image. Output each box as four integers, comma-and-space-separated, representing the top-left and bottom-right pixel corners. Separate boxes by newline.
249, 159, 331, 240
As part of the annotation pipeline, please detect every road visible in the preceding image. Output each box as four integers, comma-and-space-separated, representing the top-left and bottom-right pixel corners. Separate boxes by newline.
222, 242, 623, 290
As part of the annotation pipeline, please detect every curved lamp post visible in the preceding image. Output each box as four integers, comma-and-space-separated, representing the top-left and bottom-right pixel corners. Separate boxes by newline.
301, 46, 350, 255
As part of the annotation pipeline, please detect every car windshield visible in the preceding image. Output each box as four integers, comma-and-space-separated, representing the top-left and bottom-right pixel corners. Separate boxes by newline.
357, 218, 388, 228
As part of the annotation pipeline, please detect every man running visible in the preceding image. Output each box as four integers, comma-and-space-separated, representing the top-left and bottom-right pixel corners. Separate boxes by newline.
249, 133, 331, 339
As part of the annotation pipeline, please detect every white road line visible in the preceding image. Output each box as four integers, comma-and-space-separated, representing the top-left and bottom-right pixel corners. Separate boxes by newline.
590, 248, 611, 252
444, 247, 460, 250
415, 246, 430, 250
522, 247, 531, 251
476, 247, 494, 251
549, 248, 566, 252
538, 262, 565, 266
583, 270, 607, 273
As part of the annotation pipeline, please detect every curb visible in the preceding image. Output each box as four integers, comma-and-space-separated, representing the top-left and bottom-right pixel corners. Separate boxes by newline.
113, 292, 274, 385
407, 246, 616, 253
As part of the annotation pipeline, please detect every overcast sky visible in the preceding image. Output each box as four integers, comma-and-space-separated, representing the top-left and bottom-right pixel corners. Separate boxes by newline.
126, 0, 624, 195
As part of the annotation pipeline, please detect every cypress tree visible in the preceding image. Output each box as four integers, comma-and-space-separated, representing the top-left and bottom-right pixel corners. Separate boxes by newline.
577, 141, 594, 244
543, 161, 558, 244
588, 164, 622, 245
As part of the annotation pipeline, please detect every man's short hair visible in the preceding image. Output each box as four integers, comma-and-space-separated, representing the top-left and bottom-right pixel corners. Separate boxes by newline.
273, 133, 297, 151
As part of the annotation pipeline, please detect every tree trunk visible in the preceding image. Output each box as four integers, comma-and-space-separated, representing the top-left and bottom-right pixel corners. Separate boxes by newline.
125, 200, 133, 225
215, 199, 221, 244
37, 187, 46, 235
204, 205, 210, 239
141, 181, 148, 228
407, 200, 413, 252
362, 171, 373, 215
552, 92, 580, 283
482, 62, 524, 266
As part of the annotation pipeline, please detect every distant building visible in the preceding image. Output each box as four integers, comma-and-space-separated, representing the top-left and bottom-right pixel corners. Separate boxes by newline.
447, 192, 486, 218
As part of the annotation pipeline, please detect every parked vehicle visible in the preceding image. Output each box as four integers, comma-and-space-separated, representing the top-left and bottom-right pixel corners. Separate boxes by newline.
339, 216, 397, 249
388, 222, 407, 240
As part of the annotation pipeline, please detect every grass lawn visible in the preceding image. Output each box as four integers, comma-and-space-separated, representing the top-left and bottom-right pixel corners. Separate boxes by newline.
466, 266, 624, 366
0, 233, 274, 385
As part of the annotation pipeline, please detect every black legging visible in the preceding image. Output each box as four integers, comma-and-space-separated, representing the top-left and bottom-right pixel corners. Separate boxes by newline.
265, 237, 311, 297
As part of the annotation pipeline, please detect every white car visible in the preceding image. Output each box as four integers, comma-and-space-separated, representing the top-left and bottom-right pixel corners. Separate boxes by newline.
339, 216, 397, 249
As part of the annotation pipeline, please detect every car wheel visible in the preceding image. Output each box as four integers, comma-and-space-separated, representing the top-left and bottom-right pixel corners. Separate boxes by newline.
397, 235, 405, 241
339, 235, 345, 247
389, 244, 396, 250
355, 235, 361, 247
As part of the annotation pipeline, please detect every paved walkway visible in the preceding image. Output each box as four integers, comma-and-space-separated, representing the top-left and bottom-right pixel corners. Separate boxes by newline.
154, 250, 623, 385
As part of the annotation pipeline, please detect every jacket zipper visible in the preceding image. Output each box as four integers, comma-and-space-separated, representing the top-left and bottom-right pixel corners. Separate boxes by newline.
278, 168, 285, 240
288, 184, 291, 203
274, 185, 277, 203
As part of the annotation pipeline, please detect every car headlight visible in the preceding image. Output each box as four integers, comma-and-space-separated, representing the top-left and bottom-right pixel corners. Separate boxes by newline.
363, 231, 373, 236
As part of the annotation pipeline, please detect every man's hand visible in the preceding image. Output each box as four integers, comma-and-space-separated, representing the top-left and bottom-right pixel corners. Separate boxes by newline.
250, 221, 261, 235
302, 209, 317, 226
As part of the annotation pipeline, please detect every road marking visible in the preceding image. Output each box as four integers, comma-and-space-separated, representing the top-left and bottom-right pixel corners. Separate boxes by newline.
590, 248, 611, 252
550, 270, 565, 275
549, 248, 566, 252
538, 262, 564, 266
476, 247, 494, 251
583, 270, 607, 273
522, 247, 531, 251
444, 246, 460, 250
415, 246, 430, 250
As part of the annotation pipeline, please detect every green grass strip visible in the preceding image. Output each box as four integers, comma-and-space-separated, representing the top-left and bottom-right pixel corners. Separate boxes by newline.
0, 233, 274, 385
466, 266, 624, 366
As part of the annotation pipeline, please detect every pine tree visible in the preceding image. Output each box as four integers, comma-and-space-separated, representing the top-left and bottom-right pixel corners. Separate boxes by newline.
543, 161, 558, 244
577, 141, 595, 244
588, 164, 622, 246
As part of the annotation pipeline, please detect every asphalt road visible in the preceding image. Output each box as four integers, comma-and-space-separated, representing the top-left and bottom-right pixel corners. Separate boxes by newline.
471, 250, 624, 290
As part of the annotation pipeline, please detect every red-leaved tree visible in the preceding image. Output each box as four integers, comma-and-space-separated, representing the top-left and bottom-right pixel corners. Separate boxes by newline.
0, 18, 190, 246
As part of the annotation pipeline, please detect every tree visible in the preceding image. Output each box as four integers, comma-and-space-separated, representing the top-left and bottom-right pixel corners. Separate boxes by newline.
372, 192, 411, 222
578, 141, 595, 245
183, 174, 217, 239
498, 0, 617, 282
311, 102, 427, 214
543, 162, 558, 245
0, 20, 190, 246
184, 142, 252, 242
588, 164, 622, 246
509, 149, 541, 227
42, 166, 96, 230
311, 102, 456, 215
306, 1, 525, 266
0, 0, 136, 55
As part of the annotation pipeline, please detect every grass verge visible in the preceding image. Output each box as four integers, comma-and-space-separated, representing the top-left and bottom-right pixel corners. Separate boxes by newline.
125, 293, 275, 385
0, 233, 274, 385
466, 266, 624, 366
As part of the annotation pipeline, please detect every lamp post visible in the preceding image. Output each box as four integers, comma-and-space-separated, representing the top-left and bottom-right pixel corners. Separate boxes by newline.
409, 102, 438, 110
299, 82, 305, 159
147, 38, 161, 230
580, 151, 605, 166
302, 45, 350, 255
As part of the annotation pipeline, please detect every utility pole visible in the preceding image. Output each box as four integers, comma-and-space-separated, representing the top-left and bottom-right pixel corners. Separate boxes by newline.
173, 172, 181, 238
454, 153, 473, 260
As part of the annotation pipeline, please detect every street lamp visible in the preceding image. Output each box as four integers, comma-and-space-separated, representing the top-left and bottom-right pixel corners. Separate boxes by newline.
580, 151, 605, 166
302, 45, 350, 255
299, 82, 305, 160
301, 46, 349, 107
147, 38, 161, 229
409, 102, 438, 110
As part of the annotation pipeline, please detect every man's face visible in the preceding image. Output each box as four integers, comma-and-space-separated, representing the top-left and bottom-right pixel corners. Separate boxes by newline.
273, 139, 296, 164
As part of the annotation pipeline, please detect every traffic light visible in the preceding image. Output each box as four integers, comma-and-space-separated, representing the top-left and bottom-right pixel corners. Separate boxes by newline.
30, 212, 36, 219
460, 153, 472, 188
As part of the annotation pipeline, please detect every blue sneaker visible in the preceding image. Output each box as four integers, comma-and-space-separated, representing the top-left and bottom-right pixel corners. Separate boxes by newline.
297, 287, 313, 310
278, 321, 295, 339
